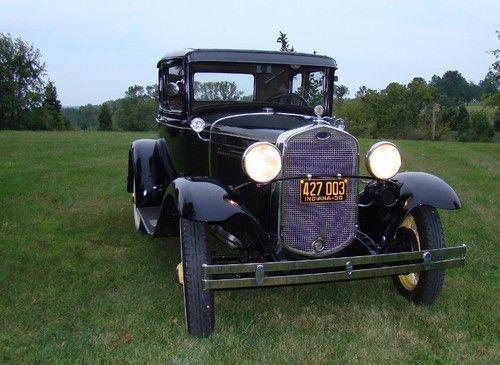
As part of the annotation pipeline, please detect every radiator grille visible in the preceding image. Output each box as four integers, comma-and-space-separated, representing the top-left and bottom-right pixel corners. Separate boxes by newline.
280, 126, 358, 256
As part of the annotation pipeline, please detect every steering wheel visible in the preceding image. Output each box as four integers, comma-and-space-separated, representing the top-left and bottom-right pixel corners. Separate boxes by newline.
266, 93, 308, 107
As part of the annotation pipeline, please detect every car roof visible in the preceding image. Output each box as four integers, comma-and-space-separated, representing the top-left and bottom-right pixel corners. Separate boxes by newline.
157, 49, 337, 68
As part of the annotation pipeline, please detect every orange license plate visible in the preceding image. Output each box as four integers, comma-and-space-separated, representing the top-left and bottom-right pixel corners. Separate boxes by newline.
299, 178, 348, 203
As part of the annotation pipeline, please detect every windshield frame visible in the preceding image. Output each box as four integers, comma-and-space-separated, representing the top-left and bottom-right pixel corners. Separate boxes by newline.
187, 62, 335, 115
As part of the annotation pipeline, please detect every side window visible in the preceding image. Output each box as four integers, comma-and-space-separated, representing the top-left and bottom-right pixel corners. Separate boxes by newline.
160, 64, 184, 112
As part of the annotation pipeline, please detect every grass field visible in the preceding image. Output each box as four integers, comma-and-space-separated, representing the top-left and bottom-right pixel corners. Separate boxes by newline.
1, 131, 499, 364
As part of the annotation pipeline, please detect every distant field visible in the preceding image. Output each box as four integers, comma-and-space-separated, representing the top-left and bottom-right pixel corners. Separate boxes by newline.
1, 131, 499, 364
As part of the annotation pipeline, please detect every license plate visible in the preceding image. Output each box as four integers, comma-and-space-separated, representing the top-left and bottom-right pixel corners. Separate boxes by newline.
299, 178, 348, 203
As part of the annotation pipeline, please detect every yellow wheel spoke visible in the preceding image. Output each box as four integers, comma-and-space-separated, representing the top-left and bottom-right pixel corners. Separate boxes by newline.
398, 214, 421, 291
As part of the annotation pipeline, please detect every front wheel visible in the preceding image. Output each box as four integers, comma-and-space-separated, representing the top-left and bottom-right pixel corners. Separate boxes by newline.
132, 177, 145, 232
392, 205, 445, 305
180, 218, 214, 337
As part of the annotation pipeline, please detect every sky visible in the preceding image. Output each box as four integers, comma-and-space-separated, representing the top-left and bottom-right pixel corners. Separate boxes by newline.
1, 0, 499, 106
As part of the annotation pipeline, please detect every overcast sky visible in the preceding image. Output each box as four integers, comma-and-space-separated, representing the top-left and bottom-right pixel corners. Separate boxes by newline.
2, 0, 499, 106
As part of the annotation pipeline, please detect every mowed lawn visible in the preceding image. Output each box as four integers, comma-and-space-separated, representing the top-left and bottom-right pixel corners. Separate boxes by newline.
0, 131, 499, 364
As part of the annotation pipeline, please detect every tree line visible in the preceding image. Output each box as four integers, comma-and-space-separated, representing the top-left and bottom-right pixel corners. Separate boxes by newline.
2, 31, 499, 142
335, 70, 498, 142
62, 84, 158, 131
277, 31, 499, 143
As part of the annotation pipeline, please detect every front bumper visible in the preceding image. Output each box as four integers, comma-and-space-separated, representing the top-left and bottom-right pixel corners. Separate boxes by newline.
202, 245, 467, 290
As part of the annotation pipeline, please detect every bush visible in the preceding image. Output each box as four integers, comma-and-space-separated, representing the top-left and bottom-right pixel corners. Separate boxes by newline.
471, 111, 495, 142
458, 111, 494, 142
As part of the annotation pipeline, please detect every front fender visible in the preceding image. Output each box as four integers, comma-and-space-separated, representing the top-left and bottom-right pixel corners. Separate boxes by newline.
359, 172, 461, 251
394, 172, 461, 211
173, 177, 253, 222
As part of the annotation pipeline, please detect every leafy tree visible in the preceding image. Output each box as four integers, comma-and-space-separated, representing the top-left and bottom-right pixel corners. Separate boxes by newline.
276, 31, 295, 52
439, 106, 458, 130
113, 85, 157, 131
39, 80, 69, 130
355, 86, 372, 98
488, 30, 499, 82
430, 71, 472, 106
456, 105, 471, 132
471, 111, 494, 142
113, 98, 156, 131
193, 81, 243, 101
125, 85, 147, 99
333, 84, 349, 102
97, 104, 112, 131
146, 84, 159, 102
459, 111, 494, 142
0, 33, 46, 129
479, 71, 499, 96
78, 104, 99, 130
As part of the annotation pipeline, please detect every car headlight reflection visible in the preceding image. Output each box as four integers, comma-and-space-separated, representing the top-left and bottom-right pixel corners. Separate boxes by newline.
365, 142, 401, 180
242, 142, 282, 183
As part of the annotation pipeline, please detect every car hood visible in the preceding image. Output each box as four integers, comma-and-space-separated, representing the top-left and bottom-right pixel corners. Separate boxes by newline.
209, 112, 315, 144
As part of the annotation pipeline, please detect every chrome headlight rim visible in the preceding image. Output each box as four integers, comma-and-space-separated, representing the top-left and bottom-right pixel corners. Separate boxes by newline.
242, 141, 282, 183
365, 141, 402, 180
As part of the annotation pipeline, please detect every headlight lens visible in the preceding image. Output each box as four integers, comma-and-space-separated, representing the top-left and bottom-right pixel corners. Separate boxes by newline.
242, 142, 282, 183
365, 142, 401, 179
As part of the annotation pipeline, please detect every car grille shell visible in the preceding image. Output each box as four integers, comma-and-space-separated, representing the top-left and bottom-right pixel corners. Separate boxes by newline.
280, 125, 358, 256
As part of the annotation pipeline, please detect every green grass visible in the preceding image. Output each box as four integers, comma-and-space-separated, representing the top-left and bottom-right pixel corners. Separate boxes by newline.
1, 131, 499, 364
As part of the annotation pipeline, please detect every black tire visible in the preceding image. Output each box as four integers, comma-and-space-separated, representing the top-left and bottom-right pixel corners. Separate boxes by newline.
132, 177, 146, 233
180, 218, 214, 337
392, 205, 445, 305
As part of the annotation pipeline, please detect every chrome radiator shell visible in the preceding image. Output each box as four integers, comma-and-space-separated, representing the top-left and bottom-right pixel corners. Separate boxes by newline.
277, 125, 359, 257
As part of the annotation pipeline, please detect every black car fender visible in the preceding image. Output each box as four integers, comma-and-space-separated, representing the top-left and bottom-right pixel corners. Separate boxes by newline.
359, 172, 461, 251
155, 176, 269, 240
165, 177, 258, 222
127, 138, 176, 207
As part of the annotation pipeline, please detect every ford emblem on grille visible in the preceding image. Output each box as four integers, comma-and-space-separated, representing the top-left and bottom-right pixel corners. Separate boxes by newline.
316, 131, 331, 140
313, 238, 325, 252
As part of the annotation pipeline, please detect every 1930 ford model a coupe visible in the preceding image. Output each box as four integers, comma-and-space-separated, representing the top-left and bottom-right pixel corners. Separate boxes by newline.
127, 49, 467, 337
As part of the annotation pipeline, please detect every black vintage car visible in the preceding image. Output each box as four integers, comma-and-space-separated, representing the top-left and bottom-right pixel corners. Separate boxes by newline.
127, 49, 466, 337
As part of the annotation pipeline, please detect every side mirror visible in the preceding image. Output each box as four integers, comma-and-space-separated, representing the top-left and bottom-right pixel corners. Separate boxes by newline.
165, 82, 179, 97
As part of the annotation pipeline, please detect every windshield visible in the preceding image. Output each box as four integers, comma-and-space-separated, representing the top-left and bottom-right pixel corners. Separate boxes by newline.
190, 63, 330, 111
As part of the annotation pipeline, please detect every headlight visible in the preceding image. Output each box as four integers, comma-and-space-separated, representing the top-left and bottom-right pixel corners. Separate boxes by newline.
365, 142, 401, 180
242, 142, 282, 183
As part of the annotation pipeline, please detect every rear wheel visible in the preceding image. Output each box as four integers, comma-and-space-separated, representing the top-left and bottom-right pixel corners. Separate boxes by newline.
180, 218, 214, 337
392, 205, 445, 305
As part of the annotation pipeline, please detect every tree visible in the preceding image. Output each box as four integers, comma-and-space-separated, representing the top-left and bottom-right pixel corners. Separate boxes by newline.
333, 84, 349, 102
430, 71, 472, 106
456, 105, 471, 141
113, 84, 157, 131
488, 30, 499, 82
97, 104, 112, 131
78, 104, 99, 130
39, 80, 69, 130
125, 85, 146, 99
146, 84, 159, 102
470, 111, 494, 142
193, 81, 243, 101
276, 31, 295, 52
355, 86, 371, 98
0, 33, 46, 129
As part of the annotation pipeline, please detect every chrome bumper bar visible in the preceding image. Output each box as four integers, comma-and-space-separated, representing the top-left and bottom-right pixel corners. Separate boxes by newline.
202, 245, 467, 290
